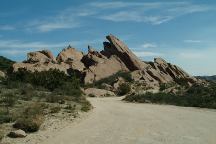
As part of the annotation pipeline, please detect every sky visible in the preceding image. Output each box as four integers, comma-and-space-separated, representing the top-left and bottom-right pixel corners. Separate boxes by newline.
0, 0, 215, 76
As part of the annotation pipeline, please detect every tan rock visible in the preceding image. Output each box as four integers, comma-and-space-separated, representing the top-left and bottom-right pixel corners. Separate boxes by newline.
105, 34, 148, 70
83, 55, 128, 84
8, 129, 27, 138
27, 51, 50, 63
56, 46, 84, 62
0, 70, 5, 78
40, 50, 57, 63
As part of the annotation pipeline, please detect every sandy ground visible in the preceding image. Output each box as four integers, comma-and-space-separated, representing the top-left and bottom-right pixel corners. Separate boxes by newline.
39, 97, 216, 144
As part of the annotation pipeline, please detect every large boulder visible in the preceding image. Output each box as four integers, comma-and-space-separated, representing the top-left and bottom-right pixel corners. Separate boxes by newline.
83, 55, 128, 84
8, 129, 27, 138
103, 34, 148, 71
0, 70, 5, 78
26, 50, 56, 64
56, 46, 84, 63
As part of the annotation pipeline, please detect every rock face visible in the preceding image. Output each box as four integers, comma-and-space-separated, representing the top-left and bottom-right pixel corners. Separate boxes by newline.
0, 70, 5, 78
8, 129, 27, 138
12, 34, 197, 86
57, 46, 84, 62
103, 34, 148, 71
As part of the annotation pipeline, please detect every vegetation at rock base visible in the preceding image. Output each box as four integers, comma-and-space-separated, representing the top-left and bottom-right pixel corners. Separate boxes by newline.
13, 103, 45, 132
0, 68, 92, 140
124, 82, 216, 109
117, 83, 131, 96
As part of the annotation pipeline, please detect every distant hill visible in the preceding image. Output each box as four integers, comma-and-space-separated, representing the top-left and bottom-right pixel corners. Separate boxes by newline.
196, 75, 216, 81
0, 56, 15, 72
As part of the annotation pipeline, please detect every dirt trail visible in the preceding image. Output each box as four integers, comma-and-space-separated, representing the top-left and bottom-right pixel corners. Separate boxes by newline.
42, 97, 216, 144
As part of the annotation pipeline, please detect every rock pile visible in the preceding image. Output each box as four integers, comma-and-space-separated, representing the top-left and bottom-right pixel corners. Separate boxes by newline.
12, 34, 197, 86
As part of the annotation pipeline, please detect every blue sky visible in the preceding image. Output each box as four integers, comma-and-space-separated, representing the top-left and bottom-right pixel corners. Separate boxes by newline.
0, 0, 215, 76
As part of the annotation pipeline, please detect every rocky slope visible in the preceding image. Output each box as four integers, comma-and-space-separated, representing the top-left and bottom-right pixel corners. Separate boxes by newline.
12, 34, 197, 86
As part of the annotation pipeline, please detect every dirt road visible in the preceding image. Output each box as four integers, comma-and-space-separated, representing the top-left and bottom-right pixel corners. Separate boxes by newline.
42, 97, 216, 144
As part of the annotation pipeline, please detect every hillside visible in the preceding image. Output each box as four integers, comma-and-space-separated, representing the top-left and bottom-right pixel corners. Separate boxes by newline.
196, 75, 216, 81
0, 56, 15, 72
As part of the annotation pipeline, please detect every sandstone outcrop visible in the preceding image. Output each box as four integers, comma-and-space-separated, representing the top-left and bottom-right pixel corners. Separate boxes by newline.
12, 34, 198, 86
103, 34, 148, 71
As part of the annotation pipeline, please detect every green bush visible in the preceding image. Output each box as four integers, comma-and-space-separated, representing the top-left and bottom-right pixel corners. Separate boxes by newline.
8, 69, 77, 90
14, 116, 44, 132
0, 110, 13, 124
117, 83, 131, 96
64, 104, 76, 113
124, 83, 216, 109
0, 130, 4, 141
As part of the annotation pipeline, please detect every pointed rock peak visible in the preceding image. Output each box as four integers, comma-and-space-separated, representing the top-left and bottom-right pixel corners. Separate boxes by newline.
154, 58, 167, 65
88, 45, 95, 53
56, 46, 83, 62
67, 45, 72, 49
104, 34, 147, 71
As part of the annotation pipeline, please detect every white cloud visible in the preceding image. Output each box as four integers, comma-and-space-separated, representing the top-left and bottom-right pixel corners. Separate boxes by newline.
93, 1, 213, 25
100, 11, 173, 25
184, 40, 202, 43
179, 52, 203, 59
133, 51, 163, 57
0, 25, 15, 30
0, 40, 68, 49
141, 43, 157, 48
0, 38, 102, 56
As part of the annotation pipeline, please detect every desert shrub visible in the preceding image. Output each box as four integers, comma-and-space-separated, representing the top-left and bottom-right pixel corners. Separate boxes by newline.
64, 104, 76, 113
174, 78, 189, 87
0, 92, 16, 114
14, 116, 44, 132
45, 94, 63, 103
159, 82, 175, 91
55, 81, 82, 97
117, 83, 131, 96
50, 106, 61, 113
20, 84, 34, 101
13, 103, 45, 132
0, 130, 4, 141
7, 69, 80, 90
7, 69, 83, 99
124, 82, 216, 109
1, 93, 16, 107
0, 110, 13, 124
81, 101, 92, 112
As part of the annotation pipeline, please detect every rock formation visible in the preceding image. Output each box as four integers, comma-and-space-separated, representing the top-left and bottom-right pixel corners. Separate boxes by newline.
12, 34, 198, 86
